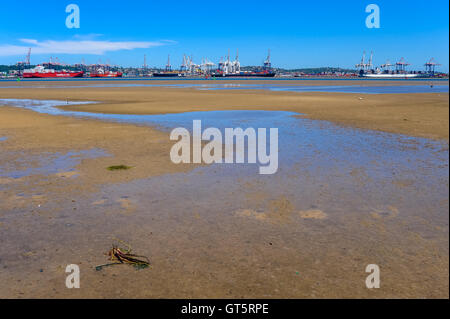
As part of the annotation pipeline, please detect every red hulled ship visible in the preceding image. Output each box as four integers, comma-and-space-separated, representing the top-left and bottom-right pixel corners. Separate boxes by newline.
22, 66, 84, 78
89, 69, 123, 78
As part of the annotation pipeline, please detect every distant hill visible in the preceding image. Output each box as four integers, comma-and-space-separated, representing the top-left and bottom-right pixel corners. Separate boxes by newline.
0, 65, 20, 72
240, 66, 357, 74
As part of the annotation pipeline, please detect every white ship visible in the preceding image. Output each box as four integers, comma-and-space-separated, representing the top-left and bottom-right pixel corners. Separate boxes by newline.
356, 52, 434, 78
362, 73, 422, 78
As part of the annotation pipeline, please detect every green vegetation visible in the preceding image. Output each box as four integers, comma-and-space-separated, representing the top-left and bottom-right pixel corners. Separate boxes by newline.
0, 65, 33, 72
107, 165, 132, 171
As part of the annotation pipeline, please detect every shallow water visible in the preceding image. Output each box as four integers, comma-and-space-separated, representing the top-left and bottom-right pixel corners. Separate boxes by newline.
0, 136, 7, 142
0, 149, 108, 179
0, 99, 447, 174
0, 99, 447, 200
198, 84, 449, 94
1, 83, 448, 94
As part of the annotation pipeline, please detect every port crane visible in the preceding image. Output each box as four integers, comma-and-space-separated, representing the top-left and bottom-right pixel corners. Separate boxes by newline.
355, 51, 373, 71
180, 55, 188, 72
200, 58, 215, 74
218, 49, 241, 75
180, 54, 202, 74
263, 49, 272, 70
355, 51, 366, 71
232, 49, 240, 73
165, 54, 172, 72
367, 51, 373, 70
16, 48, 31, 67
380, 60, 394, 72
24, 48, 31, 65
395, 57, 410, 72
424, 58, 440, 75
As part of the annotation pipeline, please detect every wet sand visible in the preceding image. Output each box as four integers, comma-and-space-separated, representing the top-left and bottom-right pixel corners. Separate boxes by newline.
0, 79, 448, 298
0, 79, 448, 140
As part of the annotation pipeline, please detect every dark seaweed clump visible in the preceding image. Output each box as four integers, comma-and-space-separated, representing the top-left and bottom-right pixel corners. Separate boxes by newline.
107, 165, 132, 171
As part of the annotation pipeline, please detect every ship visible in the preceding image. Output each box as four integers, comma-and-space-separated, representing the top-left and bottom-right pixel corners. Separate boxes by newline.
152, 71, 182, 77
90, 69, 123, 78
210, 70, 276, 77
210, 49, 276, 78
356, 53, 434, 79
362, 73, 424, 79
152, 54, 182, 77
22, 65, 84, 78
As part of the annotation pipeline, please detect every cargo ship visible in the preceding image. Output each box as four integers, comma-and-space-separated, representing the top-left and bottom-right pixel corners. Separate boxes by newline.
210, 70, 276, 77
356, 53, 434, 79
90, 69, 123, 78
362, 73, 424, 79
22, 65, 84, 78
152, 55, 182, 77
210, 49, 276, 77
152, 71, 182, 77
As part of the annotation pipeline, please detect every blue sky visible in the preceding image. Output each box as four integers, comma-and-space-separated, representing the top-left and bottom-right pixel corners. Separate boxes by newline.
0, 0, 448, 71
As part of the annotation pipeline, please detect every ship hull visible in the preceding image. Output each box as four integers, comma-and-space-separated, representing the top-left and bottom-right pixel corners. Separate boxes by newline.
361, 73, 425, 79
152, 73, 181, 77
211, 72, 276, 78
22, 71, 84, 78
90, 73, 123, 78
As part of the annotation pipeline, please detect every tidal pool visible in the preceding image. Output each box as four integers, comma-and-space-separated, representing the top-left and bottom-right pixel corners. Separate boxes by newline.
0, 98, 447, 177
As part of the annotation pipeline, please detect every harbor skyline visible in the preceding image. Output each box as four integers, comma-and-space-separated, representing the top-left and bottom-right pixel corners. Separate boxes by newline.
0, 0, 448, 71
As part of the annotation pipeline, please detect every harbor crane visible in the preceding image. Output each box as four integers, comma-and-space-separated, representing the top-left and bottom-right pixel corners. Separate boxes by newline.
165, 54, 172, 72
181, 54, 188, 72
263, 49, 272, 70
218, 49, 240, 74
395, 57, 410, 72
355, 51, 373, 73
367, 51, 373, 70
25, 48, 31, 65
380, 60, 394, 72
232, 49, 240, 73
16, 48, 31, 67
181, 54, 201, 74
200, 58, 215, 73
355, 51, 367, 70
424, 58, 440, 75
